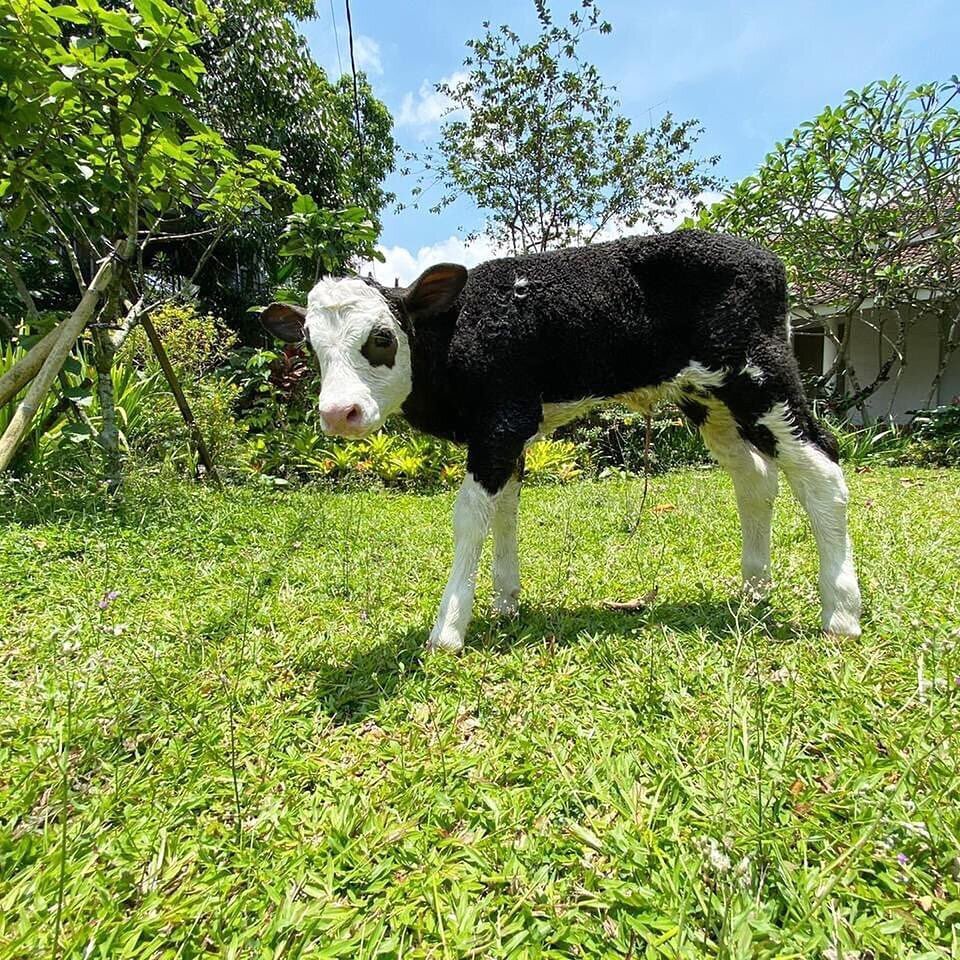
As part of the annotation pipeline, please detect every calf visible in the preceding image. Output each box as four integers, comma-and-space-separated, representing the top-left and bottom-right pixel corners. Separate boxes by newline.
261, 230, 862, 652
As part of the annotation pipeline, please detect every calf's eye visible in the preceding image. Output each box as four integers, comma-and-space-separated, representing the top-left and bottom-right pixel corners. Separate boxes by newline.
361, 327, 398, 367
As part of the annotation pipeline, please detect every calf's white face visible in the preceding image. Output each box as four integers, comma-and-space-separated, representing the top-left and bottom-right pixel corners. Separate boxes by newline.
260, 265, 468, 439
306, 277, 410, 437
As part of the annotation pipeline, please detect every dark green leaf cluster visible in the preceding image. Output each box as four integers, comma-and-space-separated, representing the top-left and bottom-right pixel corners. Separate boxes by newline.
696, 77, 960, 316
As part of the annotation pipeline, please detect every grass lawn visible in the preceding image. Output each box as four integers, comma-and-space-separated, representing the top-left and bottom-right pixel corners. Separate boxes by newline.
1, 466, 959, 959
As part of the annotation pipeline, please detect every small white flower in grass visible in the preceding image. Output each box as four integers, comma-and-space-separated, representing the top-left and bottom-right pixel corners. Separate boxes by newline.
98, 589, 120, 611
62, 638, 81, 655
696, 836, 732, 874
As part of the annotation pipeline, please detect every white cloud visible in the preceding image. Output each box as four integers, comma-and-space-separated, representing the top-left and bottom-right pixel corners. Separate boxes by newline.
363, 193, 726, 287
352, 35, 382, 76
396, 71, 468, 132
362, 234, 500, 287
591, 190, 727, 242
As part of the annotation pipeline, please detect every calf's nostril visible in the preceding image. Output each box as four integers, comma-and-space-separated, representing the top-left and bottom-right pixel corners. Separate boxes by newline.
345, 405, 361, 424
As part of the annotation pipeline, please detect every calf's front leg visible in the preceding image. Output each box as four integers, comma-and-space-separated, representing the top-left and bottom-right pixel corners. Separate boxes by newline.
428, 473, 499, 653
428, 424, 534, 653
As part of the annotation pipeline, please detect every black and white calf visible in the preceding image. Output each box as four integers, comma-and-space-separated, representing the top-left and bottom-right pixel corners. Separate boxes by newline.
261, 230, 861, 652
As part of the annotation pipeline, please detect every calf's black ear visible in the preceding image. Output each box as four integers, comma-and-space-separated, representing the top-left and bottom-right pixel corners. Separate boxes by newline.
403, 263, 467, 320
260, 302, 307, 343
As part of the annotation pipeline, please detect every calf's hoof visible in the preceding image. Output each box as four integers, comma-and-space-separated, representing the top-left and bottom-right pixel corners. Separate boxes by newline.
822, 609, 862, 639
426, 627, 464, 654
742, 576, 772, 602
492, 590, 520, 618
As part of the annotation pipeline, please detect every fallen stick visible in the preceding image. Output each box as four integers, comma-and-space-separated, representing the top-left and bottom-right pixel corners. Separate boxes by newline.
0, 255, 115, 473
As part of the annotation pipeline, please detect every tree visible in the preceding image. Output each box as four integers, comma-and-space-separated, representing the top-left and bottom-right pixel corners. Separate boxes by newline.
0, 0, 397, 331
694, 77, 960, 417
0, 0, 290, 483
276, 195, 382, 293
174, 0, 396, 327
411, 0, 720, 255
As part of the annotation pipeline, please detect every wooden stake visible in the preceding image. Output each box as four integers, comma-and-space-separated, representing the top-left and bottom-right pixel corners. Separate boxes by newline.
139, 313, 222, 487
0, 256, 115, 473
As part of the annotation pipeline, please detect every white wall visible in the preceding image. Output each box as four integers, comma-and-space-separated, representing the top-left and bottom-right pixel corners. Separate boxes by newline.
839, 308, 959, 421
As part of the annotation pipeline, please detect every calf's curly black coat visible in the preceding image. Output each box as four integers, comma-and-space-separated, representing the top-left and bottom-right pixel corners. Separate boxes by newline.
382, 229, 834, 493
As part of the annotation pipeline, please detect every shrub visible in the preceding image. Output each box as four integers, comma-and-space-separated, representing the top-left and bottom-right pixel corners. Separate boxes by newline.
117, 303, 247, 477
908, 403, 960, 466
524, 438, 583, 483
126, 376, 248, 478
828, 419, 912, 466
557, 405, 710, 475
121, 303, 237, 377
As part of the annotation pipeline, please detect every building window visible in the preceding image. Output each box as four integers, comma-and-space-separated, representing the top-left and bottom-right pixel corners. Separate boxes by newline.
793, 326, 825, 378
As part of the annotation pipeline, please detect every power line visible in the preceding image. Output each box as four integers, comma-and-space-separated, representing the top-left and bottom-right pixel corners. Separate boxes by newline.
328, 0, 343, 77
344, 0, 366, 194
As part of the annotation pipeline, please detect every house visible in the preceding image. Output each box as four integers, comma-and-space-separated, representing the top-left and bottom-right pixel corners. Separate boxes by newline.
788, 235, 960, 422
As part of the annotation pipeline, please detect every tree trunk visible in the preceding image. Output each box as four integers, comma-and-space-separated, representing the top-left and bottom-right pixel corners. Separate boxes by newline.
926, 306, 960, 408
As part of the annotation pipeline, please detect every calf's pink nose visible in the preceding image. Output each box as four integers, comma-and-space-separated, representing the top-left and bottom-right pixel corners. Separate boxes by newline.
320, 402, 363, 435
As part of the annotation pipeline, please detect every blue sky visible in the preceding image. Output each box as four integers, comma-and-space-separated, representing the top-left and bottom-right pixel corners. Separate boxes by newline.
301, 0, 959, 283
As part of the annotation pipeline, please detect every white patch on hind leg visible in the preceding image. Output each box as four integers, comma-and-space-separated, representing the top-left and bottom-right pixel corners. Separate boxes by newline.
491, 475, 521, 616
760, 402, 862, 637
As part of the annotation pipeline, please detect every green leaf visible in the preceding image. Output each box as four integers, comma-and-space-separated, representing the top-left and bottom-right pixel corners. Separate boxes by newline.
145, 94, 189, 116
49, 5, 90, 24
6, 199, 31, 232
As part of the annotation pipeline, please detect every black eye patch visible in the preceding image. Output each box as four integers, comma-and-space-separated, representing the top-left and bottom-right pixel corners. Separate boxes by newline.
361, 327, 398, 367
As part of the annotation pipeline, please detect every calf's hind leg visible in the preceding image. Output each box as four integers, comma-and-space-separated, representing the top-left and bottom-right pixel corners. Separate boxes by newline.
491, 470, 522, 616
686, 398, 779, 595
761, 402, 861, 637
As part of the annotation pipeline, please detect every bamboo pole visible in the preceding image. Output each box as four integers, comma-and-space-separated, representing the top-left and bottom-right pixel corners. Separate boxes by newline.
0, 255, 115, 473
0, 323, 63, 408
140, 313, 222, 488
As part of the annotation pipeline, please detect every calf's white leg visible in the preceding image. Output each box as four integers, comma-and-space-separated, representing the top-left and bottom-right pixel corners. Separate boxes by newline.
761, 405, 861, 636
491, 475, 521, 616
428, 473, 498, 652
700, 405, 779, 594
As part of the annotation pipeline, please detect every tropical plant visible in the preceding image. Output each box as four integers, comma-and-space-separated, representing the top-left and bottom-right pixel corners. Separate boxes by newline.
524, 438, 584, 483
0, 0, 290, 484
277, 196, 383, 288
908, 402, 960, 465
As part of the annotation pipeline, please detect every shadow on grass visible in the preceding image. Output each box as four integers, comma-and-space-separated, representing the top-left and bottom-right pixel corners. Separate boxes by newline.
303, 594, 798, 723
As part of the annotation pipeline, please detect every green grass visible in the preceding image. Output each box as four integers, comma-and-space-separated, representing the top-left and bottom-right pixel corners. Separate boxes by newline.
1, 467, 959, 959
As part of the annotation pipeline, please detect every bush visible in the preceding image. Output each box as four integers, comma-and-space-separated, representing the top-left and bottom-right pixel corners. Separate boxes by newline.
524, 438, 583, 483
117, 303, 248, 477
907, 403, 960, 466
828, 419, 912, 466
557, 405, 710, 475
121, 303, 237, 377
